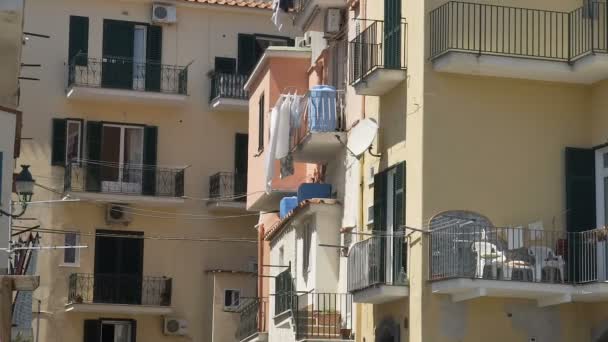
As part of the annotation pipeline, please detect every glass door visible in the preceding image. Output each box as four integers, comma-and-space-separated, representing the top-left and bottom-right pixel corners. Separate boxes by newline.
100, 124, 144, 194
132, 25, 147, 90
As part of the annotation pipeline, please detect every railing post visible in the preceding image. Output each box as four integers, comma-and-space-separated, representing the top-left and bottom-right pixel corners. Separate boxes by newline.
478, 3, 483, 56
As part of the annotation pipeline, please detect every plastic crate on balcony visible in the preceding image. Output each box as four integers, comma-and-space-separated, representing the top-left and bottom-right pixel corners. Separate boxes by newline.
297, 183, 332, 204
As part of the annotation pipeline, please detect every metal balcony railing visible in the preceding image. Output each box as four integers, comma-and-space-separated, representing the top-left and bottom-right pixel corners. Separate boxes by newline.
347, 235, 408, 293
289, 90, 346, 151
430, 225, 608, 284
429, 1, 608, 63
209, 172, 247, 202
64, 160, 185, 198
68, 54, 188, 95
68, 273, 172, 306
209, 72, 249, 102
294, 293, 353, 340
236, 298, 268, 341
349, 19, 408, 85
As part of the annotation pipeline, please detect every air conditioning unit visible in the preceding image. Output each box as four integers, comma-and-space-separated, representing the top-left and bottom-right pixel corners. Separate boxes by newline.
152, 4, 177, 24
163, 317, 188, 336
106, 204, 132, 225
325, 8, 342, 34
296, 33, 312, 48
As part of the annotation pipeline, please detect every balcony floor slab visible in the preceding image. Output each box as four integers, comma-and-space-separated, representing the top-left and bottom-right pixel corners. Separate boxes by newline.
206, 200, 247, 212
292, 131, 346, 163
65, 303, 173, 315
67, 86, 187, 106
351, 284, 409, 304
210, 97, 249, 112
353, 68, 407, 96
66, 191, 185, 206
433, 51, 608, 84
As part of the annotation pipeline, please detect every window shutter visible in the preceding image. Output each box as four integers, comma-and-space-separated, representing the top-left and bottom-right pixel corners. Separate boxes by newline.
130, 320, 137, 342
565, 147, 596, 233
142, 126, 158, 196
393, 162, 406, 281
85, 121, 102, 192
102, 20, 134, 89
238, 34, 257, 76
258, 94, 265, 151
51, 119, 67, 166
83, 319, 100, 342
146, 25, 163, 92
373, 171, 388, 232
69, 16, 89, 66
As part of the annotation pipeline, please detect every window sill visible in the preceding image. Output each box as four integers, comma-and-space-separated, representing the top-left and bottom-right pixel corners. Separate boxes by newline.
59, 263, 80, 268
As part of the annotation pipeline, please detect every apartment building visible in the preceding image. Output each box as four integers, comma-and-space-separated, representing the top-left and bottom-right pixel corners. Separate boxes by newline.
15, 0, 293, 341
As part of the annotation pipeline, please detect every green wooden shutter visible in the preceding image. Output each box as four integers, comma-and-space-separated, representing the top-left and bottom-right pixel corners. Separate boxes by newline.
393, 162, 406, 282
234, 133, 249, 200
102, 20, 134, 89
69, 16, 89, 66
51, 119, 67, 166
373, 171, 388, 232
238, 34, 257, 76
85, 121, 102, 192
142, 126, 158, 196
146, 25, 163, 92
565, 147, 596, 233
83, 319, 100, 342
384, 0, 402, 69
130, 320, 137, 342
258, 94, 265, 151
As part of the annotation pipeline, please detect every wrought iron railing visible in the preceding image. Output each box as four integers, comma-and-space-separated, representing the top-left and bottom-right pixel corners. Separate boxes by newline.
349, 19, 408, 85
209, 72, 249, 102
294, 293, 353, 340
429, 1, 608, 62
68, 273, 172, 306
68, 54, 188, 95
347, 235, 407, 293
430, 225, 608, 284
289, 90, 346, 151
209, 172, 247, 202
275, 268, 296, 315
64, 160, 185, 198
236, 298, 268, 341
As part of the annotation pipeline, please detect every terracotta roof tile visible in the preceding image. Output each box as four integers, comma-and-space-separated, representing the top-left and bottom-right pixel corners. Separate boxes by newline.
182, 0, 274, 10
264, 198, 339, 241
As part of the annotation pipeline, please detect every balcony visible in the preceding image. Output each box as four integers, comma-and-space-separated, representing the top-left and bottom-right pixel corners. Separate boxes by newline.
236, 298, 268, 342
66, 55, 188, 105
430, 225, 608, 307
347, 235, 408, 304
66, 273, 173, 315
289, 89, 346, 163
64, 160, 186, 205
430, 1, 608, 84
209, 72, 249, 112
207, 172, 247, 211
292, 0, 348, 33
350, 19, 408, 96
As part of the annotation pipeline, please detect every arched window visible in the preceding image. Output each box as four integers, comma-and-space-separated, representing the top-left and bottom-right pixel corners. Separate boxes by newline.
375, 318, 400, 342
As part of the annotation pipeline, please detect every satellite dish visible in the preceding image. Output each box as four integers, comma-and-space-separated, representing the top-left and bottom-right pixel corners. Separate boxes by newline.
347, 118, 378, 157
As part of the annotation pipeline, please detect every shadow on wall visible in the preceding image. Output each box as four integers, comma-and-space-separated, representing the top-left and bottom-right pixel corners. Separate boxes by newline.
378, 81, 407, 169
375, 318, 400, 342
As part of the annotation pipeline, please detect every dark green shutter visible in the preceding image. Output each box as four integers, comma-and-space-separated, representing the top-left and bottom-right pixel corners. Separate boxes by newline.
130, 320, 137, 342
69, 16, 89, 66
384, 0, 402, 69
373, 172, 388, 232
393, 162, 406, 281
234, 133, 249, 201
258, 94, 265, 151
142, 126, 158, 196
51, 119, 67, 166
83, 319, 100, 342
102, 20, 134, 89
85, 121, 102, 192
565, 147, 596, 233
146, 25, 163, 92
238, 34, 257, 76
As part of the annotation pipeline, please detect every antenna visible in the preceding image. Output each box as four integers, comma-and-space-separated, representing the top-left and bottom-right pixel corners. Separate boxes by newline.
346, 118, 379, 159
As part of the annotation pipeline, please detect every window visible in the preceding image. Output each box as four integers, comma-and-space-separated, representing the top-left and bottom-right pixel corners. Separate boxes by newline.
66, 120, 82, 162
224, 289, 241, 309
51, 118, 83, 166
100, 124, 144, 189
238, 34, 292, 76
584, 0, 599, 19
84, 319, 135, 342
258, 94, 265, 151
302, 221, 313, 274
367, 205, 374, 226
61, 232, 80, 266
68, 16, 89, 66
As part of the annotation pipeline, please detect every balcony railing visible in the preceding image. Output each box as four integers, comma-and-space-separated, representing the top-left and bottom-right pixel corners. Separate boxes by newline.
275, 268, 296, 315
349, 19, 408, 85
289, 89, 346, 151
64, 160, 185, 198
430, 225, 608, 284
68, 54, 188, 95
209, 72, 249, 102
294, 293, 353, 340
347, 235, 407, 293
68, 273, 172, 306
236, 298, 268, 341
209, 172, 247, 202
430, 1, 608, 63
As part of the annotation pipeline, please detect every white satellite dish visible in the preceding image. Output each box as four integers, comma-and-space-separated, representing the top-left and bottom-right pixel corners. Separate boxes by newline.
347, 118, 379, 157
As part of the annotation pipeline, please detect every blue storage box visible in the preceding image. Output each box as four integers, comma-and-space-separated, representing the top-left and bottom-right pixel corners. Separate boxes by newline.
297, 183, 332, 204
308, 85, 337, 132
280, 196, 299, 219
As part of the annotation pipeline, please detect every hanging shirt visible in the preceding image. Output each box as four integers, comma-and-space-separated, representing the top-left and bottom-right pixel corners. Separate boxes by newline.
275, 95, 292, 159
265, 97, 284, 194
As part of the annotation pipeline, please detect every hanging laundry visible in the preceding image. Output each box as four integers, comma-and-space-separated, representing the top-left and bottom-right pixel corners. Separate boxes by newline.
271, 0, 295, 33
280, 153, 295, 179
290, 94, 303, 129
275, 94, 292, 159
265, 97, 284, 194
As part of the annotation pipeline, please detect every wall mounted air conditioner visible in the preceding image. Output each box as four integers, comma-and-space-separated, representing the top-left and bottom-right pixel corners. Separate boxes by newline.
163, 317, 188, 336
325, 8, 342, 34
152, 4, 177, 24
106, 204, 132, 225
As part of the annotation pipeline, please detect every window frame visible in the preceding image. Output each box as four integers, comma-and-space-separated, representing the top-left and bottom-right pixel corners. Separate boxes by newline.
100, 319, 134, 342
65, 119, 83, 163
224, 289, 241, 310
60, 232, 80, 267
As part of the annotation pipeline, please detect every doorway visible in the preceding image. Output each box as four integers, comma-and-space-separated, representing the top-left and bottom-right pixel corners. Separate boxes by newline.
100, 124, 144, 194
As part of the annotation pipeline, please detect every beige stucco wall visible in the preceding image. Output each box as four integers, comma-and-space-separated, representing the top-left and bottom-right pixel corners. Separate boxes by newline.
17, 0, 288, 341
210, 272, 257, 342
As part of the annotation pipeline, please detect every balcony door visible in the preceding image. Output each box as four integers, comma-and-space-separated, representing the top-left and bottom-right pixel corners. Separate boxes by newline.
132, 25, 147, 91
384, 0, 402, 69
102, 20, 135, 89
100, 124, 144, 194
234, 133, 248, 201
93, 230, 144, 305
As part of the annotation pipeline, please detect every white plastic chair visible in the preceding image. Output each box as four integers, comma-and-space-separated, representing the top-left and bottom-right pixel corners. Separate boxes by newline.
528, 246, 565, 283
471, 242, 505, 279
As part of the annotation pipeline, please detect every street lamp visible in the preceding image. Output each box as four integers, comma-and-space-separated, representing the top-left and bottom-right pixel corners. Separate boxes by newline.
0, 165, 36, 218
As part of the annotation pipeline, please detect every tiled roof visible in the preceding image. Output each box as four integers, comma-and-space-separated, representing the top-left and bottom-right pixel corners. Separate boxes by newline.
264, 198, 339, 241
182, 0, 274, 9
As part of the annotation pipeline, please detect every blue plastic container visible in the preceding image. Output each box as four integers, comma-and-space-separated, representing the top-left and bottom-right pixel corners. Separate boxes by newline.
297, 183, 332, 204
308, 85, 337, 132
280, 196, 299, 219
